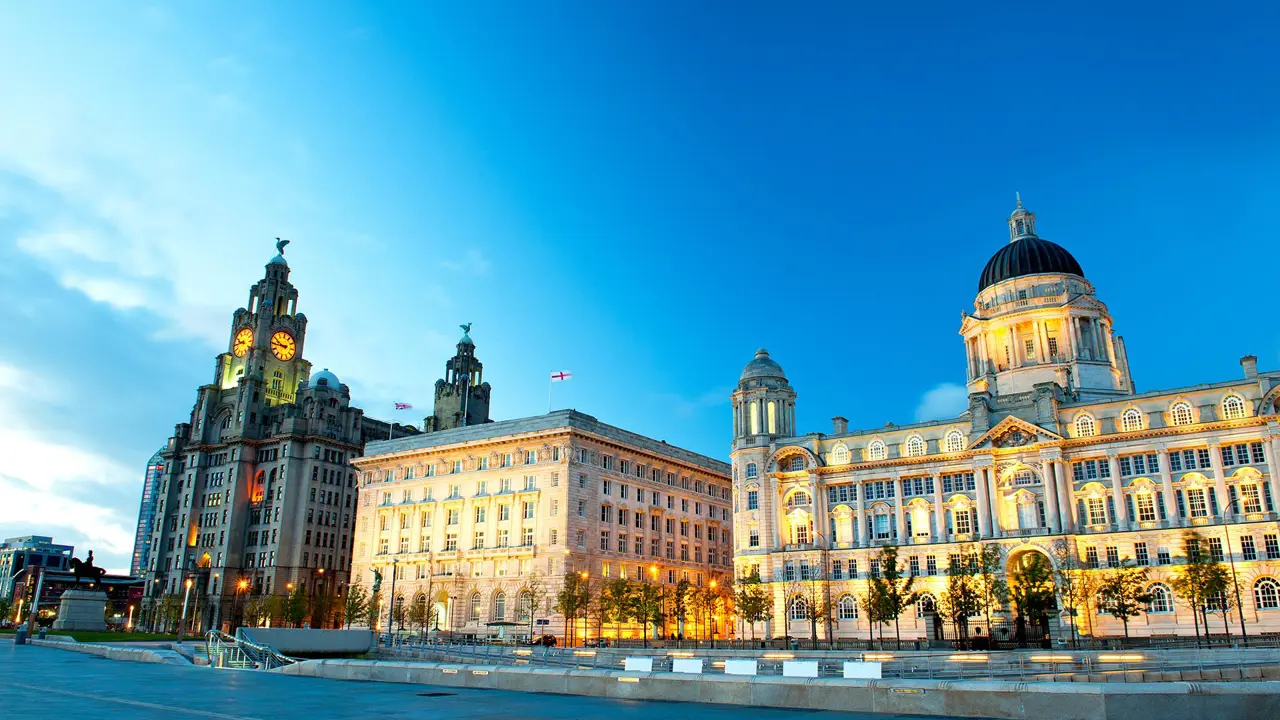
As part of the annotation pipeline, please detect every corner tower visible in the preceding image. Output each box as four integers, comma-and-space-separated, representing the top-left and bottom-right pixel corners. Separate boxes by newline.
960, 197, 1135, 402
426, 323, 492, 432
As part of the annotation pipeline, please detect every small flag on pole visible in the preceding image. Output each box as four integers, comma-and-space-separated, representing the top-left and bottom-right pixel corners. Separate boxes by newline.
394, 402, 413, 410
550, 371, 572, 382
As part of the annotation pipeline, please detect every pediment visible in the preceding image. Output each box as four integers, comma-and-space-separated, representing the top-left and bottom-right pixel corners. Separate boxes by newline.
968, 415, 1062, 450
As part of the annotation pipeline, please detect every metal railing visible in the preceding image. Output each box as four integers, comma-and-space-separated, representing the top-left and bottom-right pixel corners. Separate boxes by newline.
205, 630, 297, 671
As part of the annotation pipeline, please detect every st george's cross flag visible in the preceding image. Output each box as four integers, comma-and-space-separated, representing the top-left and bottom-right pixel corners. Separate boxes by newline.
394, 402, 413, 410
550, 371, 572, 382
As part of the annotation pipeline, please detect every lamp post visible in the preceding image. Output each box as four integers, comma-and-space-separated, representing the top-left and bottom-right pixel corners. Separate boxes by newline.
579, 571, 589, 646
236, 579, 249, 629
813, 532, 834, 648
178, 577, 193, 641
647, 565, 659, 646
387, 558, 399, 644
127, 604, 135, 631
1222, 496, 1250, 647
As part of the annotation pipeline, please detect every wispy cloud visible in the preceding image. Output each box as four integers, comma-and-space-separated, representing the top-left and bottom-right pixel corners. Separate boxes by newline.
438, 249, 491, 276
914, 382, 968, 422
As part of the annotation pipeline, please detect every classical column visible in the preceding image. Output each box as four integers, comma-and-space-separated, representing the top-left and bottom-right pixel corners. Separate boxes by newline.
1209, 442, 1231, 519
1265, 437, 1280, 517
1107, 454, 1127, 530
893, 477, 906, 543
1040, 459, 1060, 533
1054, 461, 1074, 531
987, 468, 1003, 537
932, 472, 946, 542
856, 482, 868, 546
1066, 316, 1079, 360
1157, 448, 1178, 528
975, 467, 992, 538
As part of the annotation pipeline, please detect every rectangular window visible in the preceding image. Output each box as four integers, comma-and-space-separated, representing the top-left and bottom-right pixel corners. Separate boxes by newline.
909, 555, 920, 577
1085, 547, 1099, 569
1157, 548, 1171, 565
600, 531, 610, 551
1087, 497, 1106, 526
445, 534, 457, 551
1169, 451, 1183, 472
1242, 535, 1257, 561
602, 480, 612, 495
1197, 448, 1211, 468
1187, 488, 1208, 518
1208, 537, 1224, 562
1251, 442, 1266, 465
1241, 484, 1263, 514
1136, 493, 1156, 523
1265, 534, 1280, 560
1105, 546, 1119, 568
747, 490, 759, 510
953, 509, 971, 536
1134, 542, 1149, 566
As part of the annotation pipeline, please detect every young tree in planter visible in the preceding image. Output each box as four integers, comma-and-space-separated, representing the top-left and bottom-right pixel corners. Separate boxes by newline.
517, 572, 549, 640
407, 594, 429, 641
734, 570, 773, 641
602, 577, 633, 641
939, 559, 981, 649
869, 546, 919, 649
630, 576, 665, 647
973, 544, 1008, 643
1050, 538, 1097, 647
1170, 531, 1229, 647
553, 572, 591, 646
1007, 552, 1056, 648
365, 590, 382, 631
1096, 562, 1153, 638
343, 585, 368, 629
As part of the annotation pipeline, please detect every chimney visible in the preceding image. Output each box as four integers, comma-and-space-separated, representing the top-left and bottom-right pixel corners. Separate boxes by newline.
1241, 355, 1258, 380
832, 416, 848, 434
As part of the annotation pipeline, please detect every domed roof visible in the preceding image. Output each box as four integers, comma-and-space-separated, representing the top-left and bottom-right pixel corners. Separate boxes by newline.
977, 235, 1084, 292
268, 254, 288, 267
311, 368, 340, 388
740, 348, 786, 382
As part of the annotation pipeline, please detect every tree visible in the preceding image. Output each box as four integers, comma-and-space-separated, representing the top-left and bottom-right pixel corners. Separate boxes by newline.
553, 572, 591, 645
973, 544, 1008, 643
518, 572, 549, 640
672, 577, 692, 640
1008, 552, 1056, 648
0, 598, 12, 625
1050, 538, 1096, 648
601, 577, 633, 640
734, 570, 773, 641
242, 596, 266, 628
939, 558, 981, 649
343, 585, 369, 629
869, 546, 920, 650
285, 586, 308, 628
630, 576, 666, 647
407, 594, 429, 640
390, 591, 408, 635
860, 585, 890, 646
1170, 531, 1229, 647
786, 569, 830, 648
365, 590, 382, 631
1096, 562, 1152, 638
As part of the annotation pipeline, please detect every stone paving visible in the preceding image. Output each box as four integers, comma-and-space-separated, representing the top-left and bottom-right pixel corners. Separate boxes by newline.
0, 642, 934, 719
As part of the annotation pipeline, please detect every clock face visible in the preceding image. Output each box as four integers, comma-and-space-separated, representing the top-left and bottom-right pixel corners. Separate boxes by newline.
270, 331, 296, 361
232, 328, 253, 357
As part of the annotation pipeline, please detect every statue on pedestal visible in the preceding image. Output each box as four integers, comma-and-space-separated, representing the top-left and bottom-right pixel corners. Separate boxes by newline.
69, 550, 107, 588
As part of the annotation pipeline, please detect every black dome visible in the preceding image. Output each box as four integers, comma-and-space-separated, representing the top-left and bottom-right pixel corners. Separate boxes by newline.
978, 236, 1084, 292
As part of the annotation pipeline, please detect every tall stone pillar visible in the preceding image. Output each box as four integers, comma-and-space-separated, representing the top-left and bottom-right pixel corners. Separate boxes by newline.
1107, 454, 1128, 530
1040, 459, 1060, 533
1056, 460, 1077, 532
856, 482, 868, 546
1209, 442, 1231, 519
893, 478, 906, 543
975, 467, 992, 538
1158, 448, 1178, 528
1265, 437, 1280, 517
932, 472, 946, 542
986, 469, 1003, 537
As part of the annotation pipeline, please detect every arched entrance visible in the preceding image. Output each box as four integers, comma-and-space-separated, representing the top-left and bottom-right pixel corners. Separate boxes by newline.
1006, 548, 1057, 649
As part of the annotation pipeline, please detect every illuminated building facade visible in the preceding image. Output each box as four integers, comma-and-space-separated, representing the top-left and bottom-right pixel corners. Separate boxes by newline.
140, 242, 414, 631
732, 200, 1280, 641
352, 401, 733, 642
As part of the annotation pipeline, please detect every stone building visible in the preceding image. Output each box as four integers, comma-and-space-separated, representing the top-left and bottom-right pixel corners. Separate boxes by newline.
423, 325, 492, 433
352, 343, 733, 640
0, 535, 73, 602
732, 199, 1280, 642
139, 242, 414, 631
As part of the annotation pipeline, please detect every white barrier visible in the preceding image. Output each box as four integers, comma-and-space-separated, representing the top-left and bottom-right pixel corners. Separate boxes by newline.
782, 660, 819, 678
842, 661, 882, 679
723, 659, 758, 676
671, 658, 704, 674
624, 657, 654, 672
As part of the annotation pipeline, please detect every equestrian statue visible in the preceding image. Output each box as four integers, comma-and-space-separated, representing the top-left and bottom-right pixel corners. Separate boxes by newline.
68, 550, 107, 588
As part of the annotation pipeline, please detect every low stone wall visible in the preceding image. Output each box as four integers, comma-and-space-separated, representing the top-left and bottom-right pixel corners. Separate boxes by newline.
278, 659, 1280, 720
239, 628, 374, 655
30, 638, 178, 665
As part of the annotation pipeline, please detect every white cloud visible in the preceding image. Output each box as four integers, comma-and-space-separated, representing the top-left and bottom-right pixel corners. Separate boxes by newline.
58, 273, 151, 310
914, 382, 969, 422
438, 249, 491, 276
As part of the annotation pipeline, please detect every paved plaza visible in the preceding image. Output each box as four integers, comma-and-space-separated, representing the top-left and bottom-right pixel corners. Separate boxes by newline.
0, 642, 936, 720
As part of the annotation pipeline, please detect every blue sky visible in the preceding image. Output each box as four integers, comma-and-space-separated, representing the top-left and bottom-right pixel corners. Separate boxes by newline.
1, 3, 1278, 571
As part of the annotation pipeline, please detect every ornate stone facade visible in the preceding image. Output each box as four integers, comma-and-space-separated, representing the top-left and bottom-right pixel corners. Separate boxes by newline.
352, 409, 733, 641
732, 201, 1280, 642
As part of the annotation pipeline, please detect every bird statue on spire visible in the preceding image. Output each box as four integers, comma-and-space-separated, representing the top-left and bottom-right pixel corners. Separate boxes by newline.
1015, 191, 1023, 208
275, 238, 290, 256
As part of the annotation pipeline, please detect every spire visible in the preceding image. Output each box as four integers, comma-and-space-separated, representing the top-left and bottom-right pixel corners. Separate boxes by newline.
1008, 194, 1037, 243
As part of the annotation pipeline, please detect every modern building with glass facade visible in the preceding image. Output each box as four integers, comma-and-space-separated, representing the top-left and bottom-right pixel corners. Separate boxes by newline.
130, 450, 165, 578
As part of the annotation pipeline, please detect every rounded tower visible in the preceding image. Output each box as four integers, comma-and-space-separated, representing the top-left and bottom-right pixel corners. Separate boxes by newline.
960, 196, 1134, 401
732, 349, 797, 445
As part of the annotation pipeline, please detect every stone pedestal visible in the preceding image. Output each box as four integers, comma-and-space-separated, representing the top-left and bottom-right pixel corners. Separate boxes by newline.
53, 589, 109, 631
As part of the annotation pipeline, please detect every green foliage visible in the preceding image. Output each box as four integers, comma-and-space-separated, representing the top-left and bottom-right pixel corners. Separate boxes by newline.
553, 572, 591, 643
734, 570, 772, 639
1008, 552, 1056, 622
939, 557, 982, 648
407, 593, 429, 633
285, 585, 308, 627
1096, 562, 1153, 637
1170, 531, 1231, 644
343, 585, 369, 629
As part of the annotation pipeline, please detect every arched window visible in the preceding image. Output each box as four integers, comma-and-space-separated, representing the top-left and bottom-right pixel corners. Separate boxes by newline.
745, 462, 758, 479
1170, 402, 1194, 427
831, 445, 850, 465
786, 491, 812, 508
493, 591, 506, 621
944, 431, 964, 454
905, 436, 925, 457
1222, 394, 1247, 421
789, 596, 810, 620
1074, 414, 1096, 438
1147, 583, 1173, 613
837, 595, 858, 620
1120, 408, 1143, 433
1255, 578, 1280, 610
916, 593, 937, 618
789, 456, 805, 472
469, 592, 482, 622
867, 440, 887, 461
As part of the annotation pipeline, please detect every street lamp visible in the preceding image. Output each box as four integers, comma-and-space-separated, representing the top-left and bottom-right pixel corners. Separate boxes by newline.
178, 577, 193, 642
1220, 496, 1250, 647
387, 558, 400, 643
579, 571, 589, 646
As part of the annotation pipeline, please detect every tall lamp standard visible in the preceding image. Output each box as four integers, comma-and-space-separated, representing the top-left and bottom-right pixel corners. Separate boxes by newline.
1221, 496, 1250, 647
235, 579, 249, 629
578, 571, 589, 646
177, 577, 193, 641
387, 558, 400, 644
813, 532, 834, 648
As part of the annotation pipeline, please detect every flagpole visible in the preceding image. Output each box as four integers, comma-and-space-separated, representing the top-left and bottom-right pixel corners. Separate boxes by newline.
547, 374, 553, 414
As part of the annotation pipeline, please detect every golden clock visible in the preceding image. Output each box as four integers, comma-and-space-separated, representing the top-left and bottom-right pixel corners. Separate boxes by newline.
270, 331, 296, 361
232, 328, 253, 357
